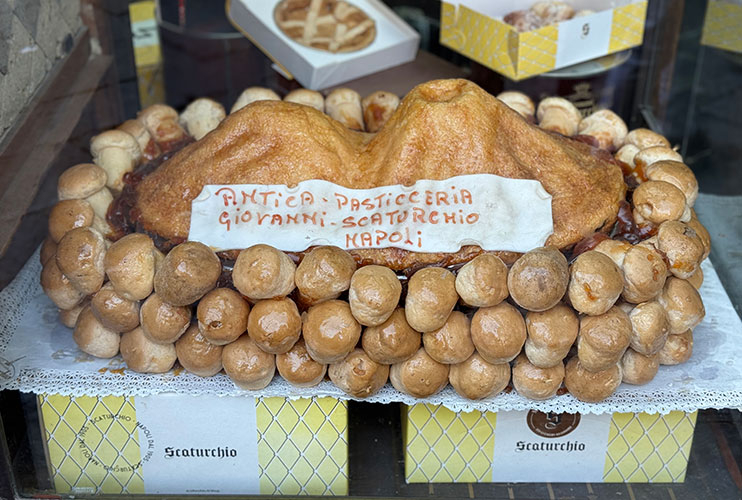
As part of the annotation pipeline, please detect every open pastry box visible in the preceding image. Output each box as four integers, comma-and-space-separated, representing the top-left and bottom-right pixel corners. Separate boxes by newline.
37, 394, 348, 496
440, 0, 648, 80
403, 404, 697, 483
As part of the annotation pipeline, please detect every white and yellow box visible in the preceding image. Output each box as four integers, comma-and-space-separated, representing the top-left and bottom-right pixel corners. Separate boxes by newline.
38, 394, 348, 496
440, 0, 648, 80
404, 404, 696, 483
701, 0, 742, 54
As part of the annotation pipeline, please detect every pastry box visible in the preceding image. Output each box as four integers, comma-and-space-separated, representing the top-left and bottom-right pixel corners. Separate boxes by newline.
440, 0, 648, 80
226, 0, 420, 90
403, 404, 696, 483
38, 393, 348, 496
700, 0, 742, 55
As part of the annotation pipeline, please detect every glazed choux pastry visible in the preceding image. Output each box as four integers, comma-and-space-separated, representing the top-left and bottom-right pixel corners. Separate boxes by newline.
645, 160, 698, 207
624, 128, 670, 150
197, 288, 250, 345
40, 258, 85, 310
577, 306, 631, 372
687, 268, 703, 289
471, 302, 527, 364
658, 277, 705, 334
594, 239, 631, 269
620, 348, 659, 385
633, 146, 683, 170
405, 267, 457, 332
179, 98, 226, 140
564, 357, 622, 403
276, 339, 327, 387
247, 297, 301, 354
325, 88, 364, 131
57, 163, 108, 201
175, 324, 223, 377
329, 348, 389, 398
120, 327, 177, 373
91, 282, 140, 333
568, 250, 623, 316
90, 130, 142, 191
48, 199, 94, 243
348, 265, 401, 327
686, 211, 711, 260
454, 254, 509, 307
525, 303, 578, 368
656, 221, 705, 279
40, 237, 57, 266
507, 246, 569, 312
449, 352, 510, 400
153, 241, 221, 306
139, 292, 191, 344
73, 305, 120, 358
222, 334, 276, 389
361, 308, 420, 364
137, 104, 188, 149
626, 300, 670, 355
512, 353, 564, 400
118, 119, 158, 160
104, 233, 159, 301
284, 88, 325, 112
496, 91, 535, 121
302, 300, 361, 364
390, 347, 449, 398
658, 329, 693, 365
577, 109, 628, 151
615, 144, 640, 167
231, 87, 280, 113
632, 180, 688, 225
55, 227, 106, 295
536, 97, 582, 136
232, 244, 295, 300
362, 90, 400, 132
295, 246, 356, 306
59, 300, 88, 329
621, 244, 668, 304
422, 311, 475, 364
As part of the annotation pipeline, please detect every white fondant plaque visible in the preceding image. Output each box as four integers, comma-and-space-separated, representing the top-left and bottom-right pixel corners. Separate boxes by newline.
188, 174, 553, 253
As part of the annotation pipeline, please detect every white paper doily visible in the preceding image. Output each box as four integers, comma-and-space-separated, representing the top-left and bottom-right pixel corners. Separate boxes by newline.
2, 248, 741, 415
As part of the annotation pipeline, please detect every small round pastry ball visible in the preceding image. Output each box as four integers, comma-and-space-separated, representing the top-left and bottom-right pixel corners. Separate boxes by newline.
577, 306, 632, 372
564, 357, 622, 403
175, 324, 223, 377
525, 303, 579, 368
48, 199, 94, 243
329, 348, 389, 398
40, 237, 57, 266
657, 221, 705, 279
536, 97, 582, 136
471, 302, 527, 364
197, 288, 250, 345
634, 146, 683, 169
449, 352, 510, 400
362, 308, 421, 364
361, 90, 400, 132
658, 330, 693, 365
139, 293, 191, 344
302, 300, 361, 364
90, 130, 142, 192
284, 88, 325, 112
104, 233, 159, 301
179, 97, 226, 140
507, 246, 569, 312
73, 305, 120, 358
687, 268, 703, 289
276, 339, 327, 387
621, 244, 668, 304
91, 282, 140, 333
137, 104, 186, 146
568, 250, 623, 316
496, 91, 535, 121
455, 254, 509, 307
232, 244, 295, 300
620, 348, 659, 385
686, 212, 711, 261
577, 109, 628, 151
627, 301, 670, 355
625, 128, 670, 150
512, 353, 564, 400
120, 327, 177, 373
247, 297, 301, 354
615, 144, 640, 167
40, 258, 85, 310
422, 311, 475, 364
57, 163, 108, 200
405, 267, 458, 332
222, 334, 276, 390
231, 87, 280, 113
56, 227, 106, 295
118, 119, 157, 159
390, 347, 449, 398
632, 180, 687, 225
153, 241, 221, 306
658, 277, 705, 334
348, 265, 401, 326
295, 246, 356, 305
594, 239, 632, 269
59, 300, 88, 328
645, 161, 698, 207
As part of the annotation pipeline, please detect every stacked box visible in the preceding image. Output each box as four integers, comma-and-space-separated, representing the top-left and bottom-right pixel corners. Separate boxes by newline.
701, 1, 742, 54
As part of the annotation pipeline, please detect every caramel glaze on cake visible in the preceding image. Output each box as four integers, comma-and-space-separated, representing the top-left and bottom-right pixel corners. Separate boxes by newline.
115, 79, 626, 271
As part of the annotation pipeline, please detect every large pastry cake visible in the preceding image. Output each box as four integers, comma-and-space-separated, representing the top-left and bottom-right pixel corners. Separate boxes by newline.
40, 79, 709, 403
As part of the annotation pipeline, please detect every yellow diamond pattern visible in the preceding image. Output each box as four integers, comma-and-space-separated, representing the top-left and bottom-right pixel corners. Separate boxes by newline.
38, 394, 145, 495
609, 2, 648, 52
701, 1, 742, 54
404, 403, 496, 483
603, 411, 697, 482
256, 397, 348, 496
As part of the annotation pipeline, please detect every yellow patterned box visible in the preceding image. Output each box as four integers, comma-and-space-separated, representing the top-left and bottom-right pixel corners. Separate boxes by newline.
701, 1, 742, 54
403, 404, 697, 483
38, 393, 348, 495
440, 0, 647, 80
